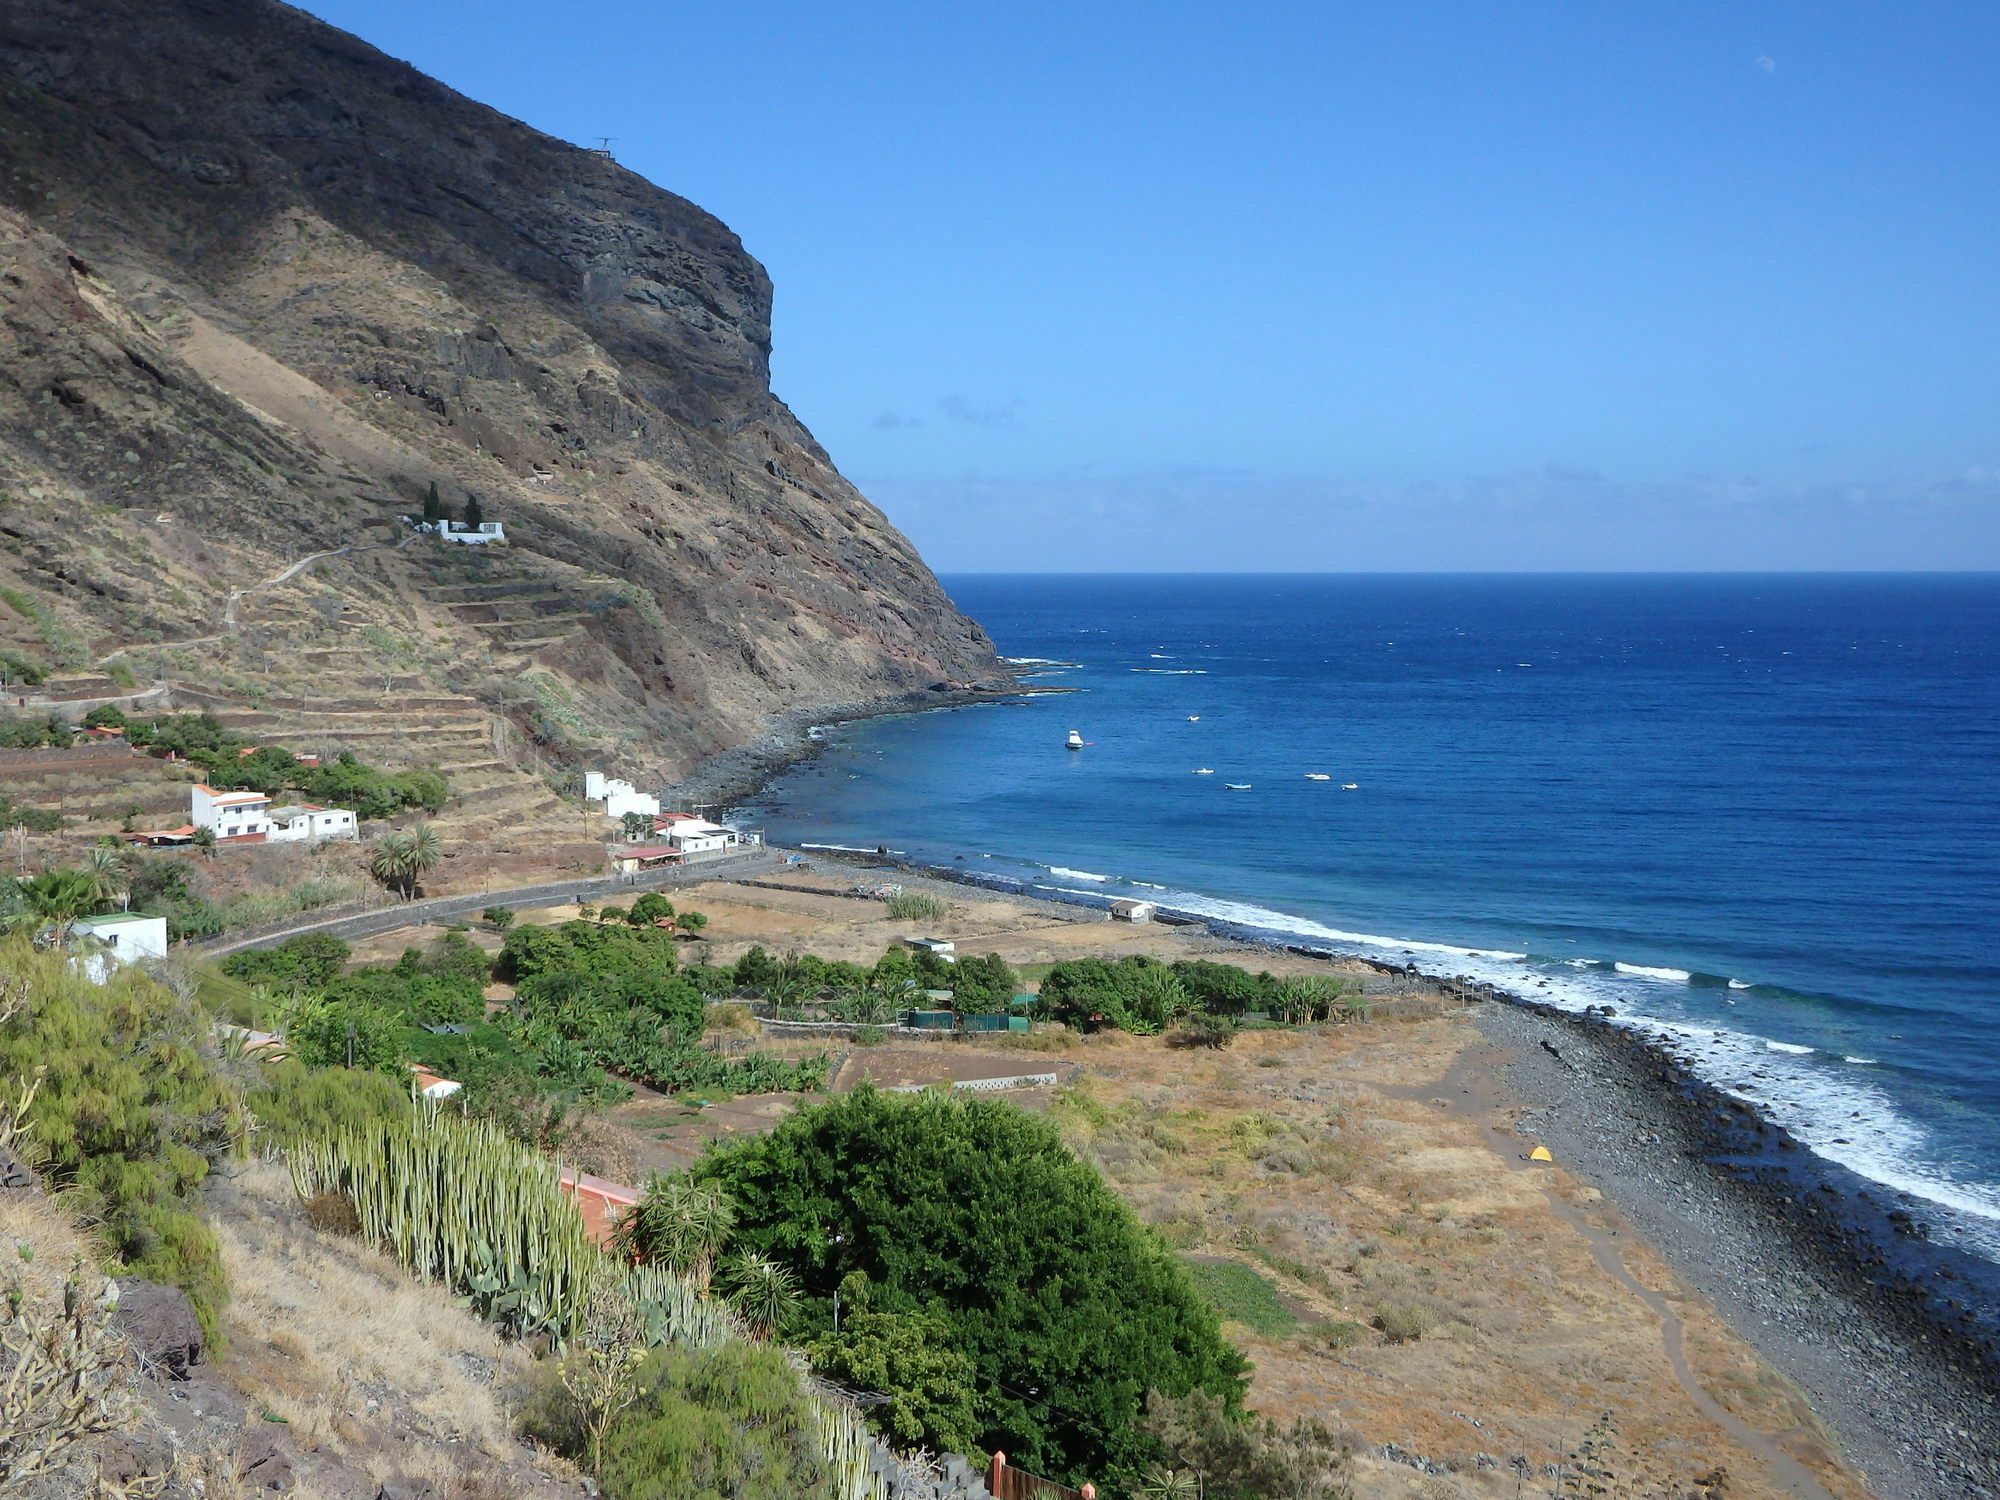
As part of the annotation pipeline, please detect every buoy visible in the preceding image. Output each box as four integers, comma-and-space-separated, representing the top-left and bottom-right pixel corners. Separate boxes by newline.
1527, 1145, 1554, 1162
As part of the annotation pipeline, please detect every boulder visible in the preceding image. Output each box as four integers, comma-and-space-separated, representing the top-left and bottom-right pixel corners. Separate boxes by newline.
112, 1278, 203, 1379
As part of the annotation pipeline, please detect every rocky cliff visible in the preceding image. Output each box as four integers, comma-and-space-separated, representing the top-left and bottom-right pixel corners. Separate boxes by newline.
0, 0, 1004, 805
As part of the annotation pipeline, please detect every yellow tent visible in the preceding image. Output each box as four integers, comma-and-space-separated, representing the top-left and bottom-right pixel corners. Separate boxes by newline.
1527, 1145, 1554, 1162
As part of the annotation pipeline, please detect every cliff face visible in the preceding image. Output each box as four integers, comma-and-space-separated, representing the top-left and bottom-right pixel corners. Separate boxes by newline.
0, 0, 1003, 785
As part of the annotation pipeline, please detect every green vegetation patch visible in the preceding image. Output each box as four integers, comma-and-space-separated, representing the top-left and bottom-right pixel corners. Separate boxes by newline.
1183, 1257, 1299, 1339
692, 1086, 1248, 1484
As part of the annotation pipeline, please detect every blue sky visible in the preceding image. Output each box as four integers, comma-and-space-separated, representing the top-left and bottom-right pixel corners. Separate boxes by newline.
297, 1, 2000, 569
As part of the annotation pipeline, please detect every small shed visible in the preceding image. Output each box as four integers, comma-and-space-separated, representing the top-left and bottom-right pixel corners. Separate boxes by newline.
1109, 899, 1157, 923
613, 844, 684, 874
907, 937, 956, 957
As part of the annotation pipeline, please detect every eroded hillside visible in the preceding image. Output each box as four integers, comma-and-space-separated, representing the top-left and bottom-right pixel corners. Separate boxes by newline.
0, 0, 1004, 792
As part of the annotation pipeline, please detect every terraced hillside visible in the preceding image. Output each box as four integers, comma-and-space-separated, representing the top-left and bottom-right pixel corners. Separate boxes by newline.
0, 0, 1008, 799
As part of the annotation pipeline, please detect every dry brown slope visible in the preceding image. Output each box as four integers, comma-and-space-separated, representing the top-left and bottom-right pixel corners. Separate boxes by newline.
0, 0, 1005, 783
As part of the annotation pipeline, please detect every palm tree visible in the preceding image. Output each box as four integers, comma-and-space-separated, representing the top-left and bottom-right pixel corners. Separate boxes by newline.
367, 822, 444, 900
719, 1252, 799, 1339
612, 1177, 737, 1291
80, 846, 128, 909
7, 868, 101, 943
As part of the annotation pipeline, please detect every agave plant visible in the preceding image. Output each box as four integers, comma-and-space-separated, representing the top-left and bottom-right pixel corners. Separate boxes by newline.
718, 1251, 800, 1339
611, 1176, 737, 1291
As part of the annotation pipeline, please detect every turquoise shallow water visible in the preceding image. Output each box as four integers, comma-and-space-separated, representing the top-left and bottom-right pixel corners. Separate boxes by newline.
739, 574, 2000, 1258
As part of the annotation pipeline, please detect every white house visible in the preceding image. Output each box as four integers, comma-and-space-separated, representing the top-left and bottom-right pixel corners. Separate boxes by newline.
652, 811, 761, 857
190, 786, 357, 844
191, 784, 273, 841
1109, 899, 1157, 923
584, 772, 661, 822
266, 804, 359, 843
73, 912, 169, 984
409, 517, 505, 546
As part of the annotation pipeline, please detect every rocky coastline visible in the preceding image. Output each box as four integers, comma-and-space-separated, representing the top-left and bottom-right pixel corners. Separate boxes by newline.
736, 837, 2000, 1496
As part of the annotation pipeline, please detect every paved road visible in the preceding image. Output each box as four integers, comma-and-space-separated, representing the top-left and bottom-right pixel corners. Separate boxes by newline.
199, 848, 783, 956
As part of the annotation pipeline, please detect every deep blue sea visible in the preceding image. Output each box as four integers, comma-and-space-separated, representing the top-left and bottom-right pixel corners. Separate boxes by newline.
741, 574, 2000, 1258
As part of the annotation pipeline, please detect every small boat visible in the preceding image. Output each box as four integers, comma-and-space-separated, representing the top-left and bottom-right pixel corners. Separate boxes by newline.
1187, 715, 1200, 721
1341, 783, 1358, 790
1225, 783, 1252, 790
1065, 730, 1084, 750
1305, 773, 1331, 781
1193, 768, 1214, 775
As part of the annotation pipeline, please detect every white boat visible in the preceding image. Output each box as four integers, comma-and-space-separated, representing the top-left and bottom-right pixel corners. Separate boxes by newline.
1065, 730, 1084, 750
1305, 773, 1331, 781
1187, 715, 1200, 721
1193, 768, 1214, 775
1225, 783, 1252, 790
1341, 783, 1358, 790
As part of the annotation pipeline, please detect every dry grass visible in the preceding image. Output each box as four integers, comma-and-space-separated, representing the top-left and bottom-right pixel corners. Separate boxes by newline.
1050, 1018, 1872, 1500
211, 1161, 527, 1468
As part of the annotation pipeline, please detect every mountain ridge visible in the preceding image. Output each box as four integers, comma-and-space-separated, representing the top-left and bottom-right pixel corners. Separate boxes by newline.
0, 0, 1005, 797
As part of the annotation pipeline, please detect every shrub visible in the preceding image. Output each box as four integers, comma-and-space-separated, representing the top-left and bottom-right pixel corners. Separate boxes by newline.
279, 995, 407, 1073
247, 1061, 412, 1150
482, 905, 515, 932
1170, 1012, 1240, 1050
0, 944, 240, 1341
850, 1025, 886, 1047
883, 891, 948, 922
696, 1086, 1247, 1483
1141, 1389, 1352, 1500
594, 1342, 829, 1500
1374, 1299, 1442, 1343
221, 933, 352, 991
1168, 962, 1280, 1017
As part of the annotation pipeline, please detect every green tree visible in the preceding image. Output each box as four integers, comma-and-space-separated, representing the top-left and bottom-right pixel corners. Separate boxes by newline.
463, 493, 485, 529
78, 847, 128, 910
675, 910, 707, 938
483, 905, 515, 932
629, 893, 673, 927
696, 1086, 1247, 1483
367, 823, 443, 899
81, 704, 127, 730
731, 946, 778, 991
221, 933, 351, 990
7, 869, 101, 943
281, 995, 406, 1074
806, 1273, 980, 1455
422, 480, 446, 523
949, 952, 1019, 1011
619, 810, 653, 843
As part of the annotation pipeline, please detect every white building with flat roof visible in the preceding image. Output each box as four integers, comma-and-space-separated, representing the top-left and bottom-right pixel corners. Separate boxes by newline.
266, 804, 359, 843
73, 912, 169, 983
190, 784, 272, 841
584, 772, 661, 823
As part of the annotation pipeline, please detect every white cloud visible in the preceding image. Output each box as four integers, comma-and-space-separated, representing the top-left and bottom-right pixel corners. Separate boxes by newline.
1754, 55, 1778, 74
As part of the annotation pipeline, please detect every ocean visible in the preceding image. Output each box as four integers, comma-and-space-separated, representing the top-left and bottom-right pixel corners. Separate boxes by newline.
739, 574, 2000, 1259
